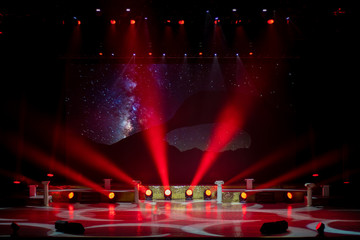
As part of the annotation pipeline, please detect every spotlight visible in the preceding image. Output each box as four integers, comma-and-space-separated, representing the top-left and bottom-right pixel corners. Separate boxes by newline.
286, 192, 293, 200
68, 192, 76, 202
47, 173, 54, 177
110, 19, 116, 25
204, 189, 212, 200
108, 192, 115, 200
240, 192, 247, 202
178, 20, 185, 25
260, 220, 288, 234
68, 192, 74, 199
164, 189, 172, 200
11, 222, 20, 236
267, 19, 275, 24
316, 222, 325, 236
185, 189, 193, 200
55, 220, 85, 234
162, 53, 166, 56
214, 53, 217, 57
145, 189, 153, 200
130, 19, 135, 25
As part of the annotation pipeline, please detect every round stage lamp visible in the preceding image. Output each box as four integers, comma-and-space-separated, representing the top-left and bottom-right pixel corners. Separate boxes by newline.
108, 192, 115, 200
185, 189, 193, 200
204, 189, 212, 200
145, 189, 153, 200
240, 192, 247, 202
164, 189, 172, 200
68, 192, 74, 200
68, 192, 76, 202
316, 222, 325, 236
286, 192, 293, 200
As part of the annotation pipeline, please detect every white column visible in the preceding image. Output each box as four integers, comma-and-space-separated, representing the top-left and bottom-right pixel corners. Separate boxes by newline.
104, 179, 112, 190
42, 181, 50, 206
245, 179, 254, 190
305, 183, 315, 207
215, 180, 224, 204
133, 180, 141, 204
322, 185, 330, 197
29, 185, 37, 197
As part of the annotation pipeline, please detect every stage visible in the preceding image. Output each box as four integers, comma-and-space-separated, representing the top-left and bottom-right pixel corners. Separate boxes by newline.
1, 201, 360, 239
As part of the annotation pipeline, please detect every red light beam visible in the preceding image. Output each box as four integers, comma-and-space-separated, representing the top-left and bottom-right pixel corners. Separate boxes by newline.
191, 97, 249, 187
7, 135, 109, 196
257, 149, 341, 189
225, 135, 309, 185
64, 130, 134, 185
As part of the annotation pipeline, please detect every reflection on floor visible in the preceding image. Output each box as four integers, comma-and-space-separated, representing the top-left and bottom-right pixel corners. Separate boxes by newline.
1, 200, 360, 238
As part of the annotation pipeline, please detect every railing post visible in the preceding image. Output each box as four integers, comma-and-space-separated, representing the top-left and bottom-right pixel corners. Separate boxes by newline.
132, 180, 141, 204
305, 183, 315, 207
41, 181, 50, 206
215, 180, 224, 204
245, 178, 254, 190
104, 179, 112, 190
29, 185, 37, 197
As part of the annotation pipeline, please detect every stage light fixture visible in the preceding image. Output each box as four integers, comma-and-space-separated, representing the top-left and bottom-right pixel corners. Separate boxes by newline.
204, 189, 212, 200
185, 189, 193, 200
55, 220, 85, 234
130, 19, 135, 25
68, 192, 75, 200
11, 222, 20, 236
108, 192, 115, 200
164, 189, 172, 200
316, 222, 325, 236
286, 192, 293, 200
260, 220, 288, 234
267, 19, 274, 24
47, 173, 54, 177
110, 19, 116, 25
240, 192, 247, 202
13, 180, 21, 184
145, 189, 153, 200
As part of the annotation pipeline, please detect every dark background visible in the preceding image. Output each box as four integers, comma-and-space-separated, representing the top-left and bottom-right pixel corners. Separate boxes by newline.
0, 0, 358, 194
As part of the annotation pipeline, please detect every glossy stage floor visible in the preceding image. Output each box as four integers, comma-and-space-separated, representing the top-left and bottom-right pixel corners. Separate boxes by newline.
1, 200, 360, 239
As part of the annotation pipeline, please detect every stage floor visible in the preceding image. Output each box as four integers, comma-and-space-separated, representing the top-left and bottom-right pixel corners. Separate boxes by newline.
1, 200, 360, 239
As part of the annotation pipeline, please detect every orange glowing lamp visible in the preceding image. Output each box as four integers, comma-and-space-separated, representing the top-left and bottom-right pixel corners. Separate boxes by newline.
241, 192, 247, 200
287, 192, 293, 200
108, 192, 115, 200
68, 192, 74, 199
